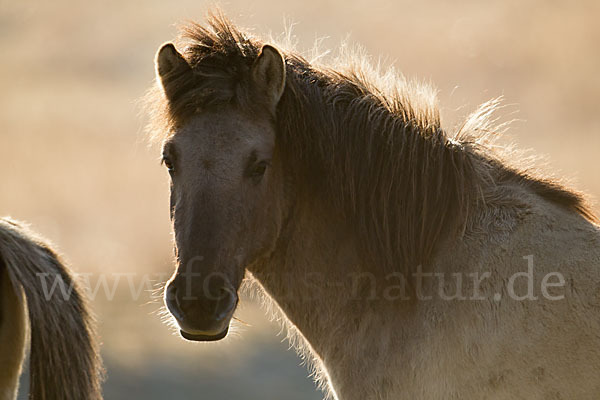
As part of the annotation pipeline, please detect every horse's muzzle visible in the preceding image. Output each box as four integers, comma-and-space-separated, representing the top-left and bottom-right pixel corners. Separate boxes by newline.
164, 278, 238, 341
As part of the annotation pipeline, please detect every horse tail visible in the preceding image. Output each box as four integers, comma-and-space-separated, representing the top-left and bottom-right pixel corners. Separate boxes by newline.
0, 218, 103, 399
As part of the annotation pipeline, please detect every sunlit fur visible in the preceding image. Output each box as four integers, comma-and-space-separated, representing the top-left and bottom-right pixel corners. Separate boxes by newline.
0, 218, 103, 400
148, 12, 600, 399
146, 13, 595, 277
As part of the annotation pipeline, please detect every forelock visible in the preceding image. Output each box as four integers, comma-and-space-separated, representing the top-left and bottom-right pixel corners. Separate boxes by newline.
145, 13, 266, 144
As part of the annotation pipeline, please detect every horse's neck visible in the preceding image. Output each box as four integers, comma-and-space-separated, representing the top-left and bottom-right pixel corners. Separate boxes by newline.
249, 202, 411, 399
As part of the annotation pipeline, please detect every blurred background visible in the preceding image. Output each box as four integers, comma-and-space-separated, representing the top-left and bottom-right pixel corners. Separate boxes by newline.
1, 0, 598, 398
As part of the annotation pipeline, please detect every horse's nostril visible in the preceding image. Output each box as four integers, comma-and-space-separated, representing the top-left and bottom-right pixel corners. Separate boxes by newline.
217, 286, 231, 298
213, 288, 237, 321
165, 279, 238, 327
165, 284, 185, 321
166, 283, 177, 301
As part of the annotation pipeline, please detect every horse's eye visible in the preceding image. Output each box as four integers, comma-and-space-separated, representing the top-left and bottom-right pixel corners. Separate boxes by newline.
162, 156, 175, 173
248, 160, 269, 182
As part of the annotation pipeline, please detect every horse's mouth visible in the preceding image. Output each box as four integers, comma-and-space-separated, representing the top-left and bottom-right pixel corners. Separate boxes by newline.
180, 327, 229, 342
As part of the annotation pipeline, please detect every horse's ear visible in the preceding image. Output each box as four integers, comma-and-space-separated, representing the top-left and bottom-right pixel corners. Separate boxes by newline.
155, 43, 191, 94
251, 44, 286, 111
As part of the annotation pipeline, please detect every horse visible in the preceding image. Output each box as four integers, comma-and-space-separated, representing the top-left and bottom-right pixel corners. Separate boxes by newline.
0, 218, 103, 400
148, 13, 600, 399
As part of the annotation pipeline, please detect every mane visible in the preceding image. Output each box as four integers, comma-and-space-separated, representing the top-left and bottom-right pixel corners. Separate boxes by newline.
146, 12, 597, 275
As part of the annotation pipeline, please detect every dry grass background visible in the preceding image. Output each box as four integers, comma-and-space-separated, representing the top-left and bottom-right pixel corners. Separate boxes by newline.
1, 0, 599, 398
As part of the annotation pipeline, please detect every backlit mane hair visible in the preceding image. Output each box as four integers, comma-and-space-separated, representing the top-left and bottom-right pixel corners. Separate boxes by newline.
146, 12, 596, 274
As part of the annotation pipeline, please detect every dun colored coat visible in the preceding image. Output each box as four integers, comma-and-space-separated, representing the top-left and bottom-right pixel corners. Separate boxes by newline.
149, 14, 600, 399
0, 218, 102, 400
